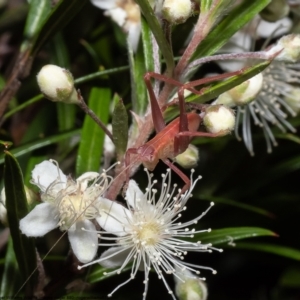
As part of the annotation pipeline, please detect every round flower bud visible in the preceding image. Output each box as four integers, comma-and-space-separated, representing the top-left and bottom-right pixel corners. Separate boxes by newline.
215, 73, 263, 107
174, 267, 208, 300
260, 0, 289, 22
284, 87, 300, 114
267, 34, 300, 62
203, 105, 235, 135
162, 0, 193, 24
37, 65, 79, 104
175, 144, 199, 169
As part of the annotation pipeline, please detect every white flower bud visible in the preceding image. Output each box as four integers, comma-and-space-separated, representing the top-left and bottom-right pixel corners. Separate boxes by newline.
215, 73, 263, 107
284, 87, 300, 114
37, 65, 79, 104
174, 267, 208, 300
162, 0, 193, 24
267, 34, 300, 62
175, 144, 199, 169
203, 105, 235, 135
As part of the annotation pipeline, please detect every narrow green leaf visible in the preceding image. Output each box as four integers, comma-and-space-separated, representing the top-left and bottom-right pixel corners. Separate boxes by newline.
134, 0, 174, 75
141, 18, 155, 72
199, 195, 274, 218
0, 129, 81, 165
189, 61, 272, 103
112, 99, 128, 157
76, 88, 110, 176
236, 242, 300, 261
4, 152, 36, 293
30, 0, 90, 56
87, 265, 131, 284
21, 0, 51, 51
193, 227, 277, 245
128, 43, 148, 115
0, 237, 20, 297
193, 0, 271, 59
280, 267, 300, 288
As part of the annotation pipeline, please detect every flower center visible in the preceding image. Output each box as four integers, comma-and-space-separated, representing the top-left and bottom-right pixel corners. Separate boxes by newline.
136, 221, 161, 247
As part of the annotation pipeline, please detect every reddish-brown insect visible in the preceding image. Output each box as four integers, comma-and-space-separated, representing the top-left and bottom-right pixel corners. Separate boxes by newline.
125, 70, 240, 193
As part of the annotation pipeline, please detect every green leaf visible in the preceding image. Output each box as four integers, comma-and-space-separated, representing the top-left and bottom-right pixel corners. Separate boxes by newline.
193, 0, 271, 59
199, 195, 274, 218
112, 99, 128, 157
30, 0, 90, 56
134, 0, 174, 75
236, 242, 300, 261
193, 227, 277, 245
190, 61, 272, 103
0, 237, 20, 297
0, 129, 81, 165
4, 152, 36, 293
76, 88, 110, 176
128, 41, 148, 115
87, 265, 131, 284
280, 267, 300, 288
141, 17, 155, 73
21, 0, 51, 51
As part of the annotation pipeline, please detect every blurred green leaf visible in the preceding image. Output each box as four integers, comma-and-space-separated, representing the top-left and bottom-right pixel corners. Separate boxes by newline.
112, 99, 128, 157
0, 129, 81, 165
236, 242, 300, 261
76, 88, 110, 175
0, 237, 20, 297
4, 152, 36, 293
30, 0, 90, 56
141, 18, 155, 73
21, 0, 51, 51
280, 267, 300, 288
193, 0, 271, 58
87, 265, 131, 284
199, 195, 274, 217
134, 0, 174, 75
194, 227, 277, 245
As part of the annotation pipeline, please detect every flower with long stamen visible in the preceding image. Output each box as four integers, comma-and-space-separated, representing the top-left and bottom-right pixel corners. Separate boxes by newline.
78, 169, 221, 299
215, 34, 300, 155
19, 160, 113, 263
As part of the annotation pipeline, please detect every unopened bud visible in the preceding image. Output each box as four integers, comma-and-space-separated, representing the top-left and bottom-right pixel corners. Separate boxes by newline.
203, 105, 235, 135
174, 267, 208, 300
284, 87, 300, 114
162, 0, 193, 24
175, 144, 199, 169
215, 73, 263, 107
37, 65, 79, 104
260, 0, 289, 22
267, 34, 300, 62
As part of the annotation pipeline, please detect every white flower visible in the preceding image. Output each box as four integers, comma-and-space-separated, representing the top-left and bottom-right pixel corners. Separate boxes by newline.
91, 0, 141, 51
78, 169, 221, 299
19, 160, 112, 263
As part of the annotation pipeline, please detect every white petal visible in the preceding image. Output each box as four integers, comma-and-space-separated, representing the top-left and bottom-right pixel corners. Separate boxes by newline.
107, 7, 127, 27
19, 203, 58, 236
31, 160, 67, 192
256, 18, 292, 38
77, 172, 100, 191
96, 198, 132, 236
91, 0, 117, 10
99, 247, 131, 268
125, 180, 145, 208
127, 22, 141, 52
68, 220, 98, 263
